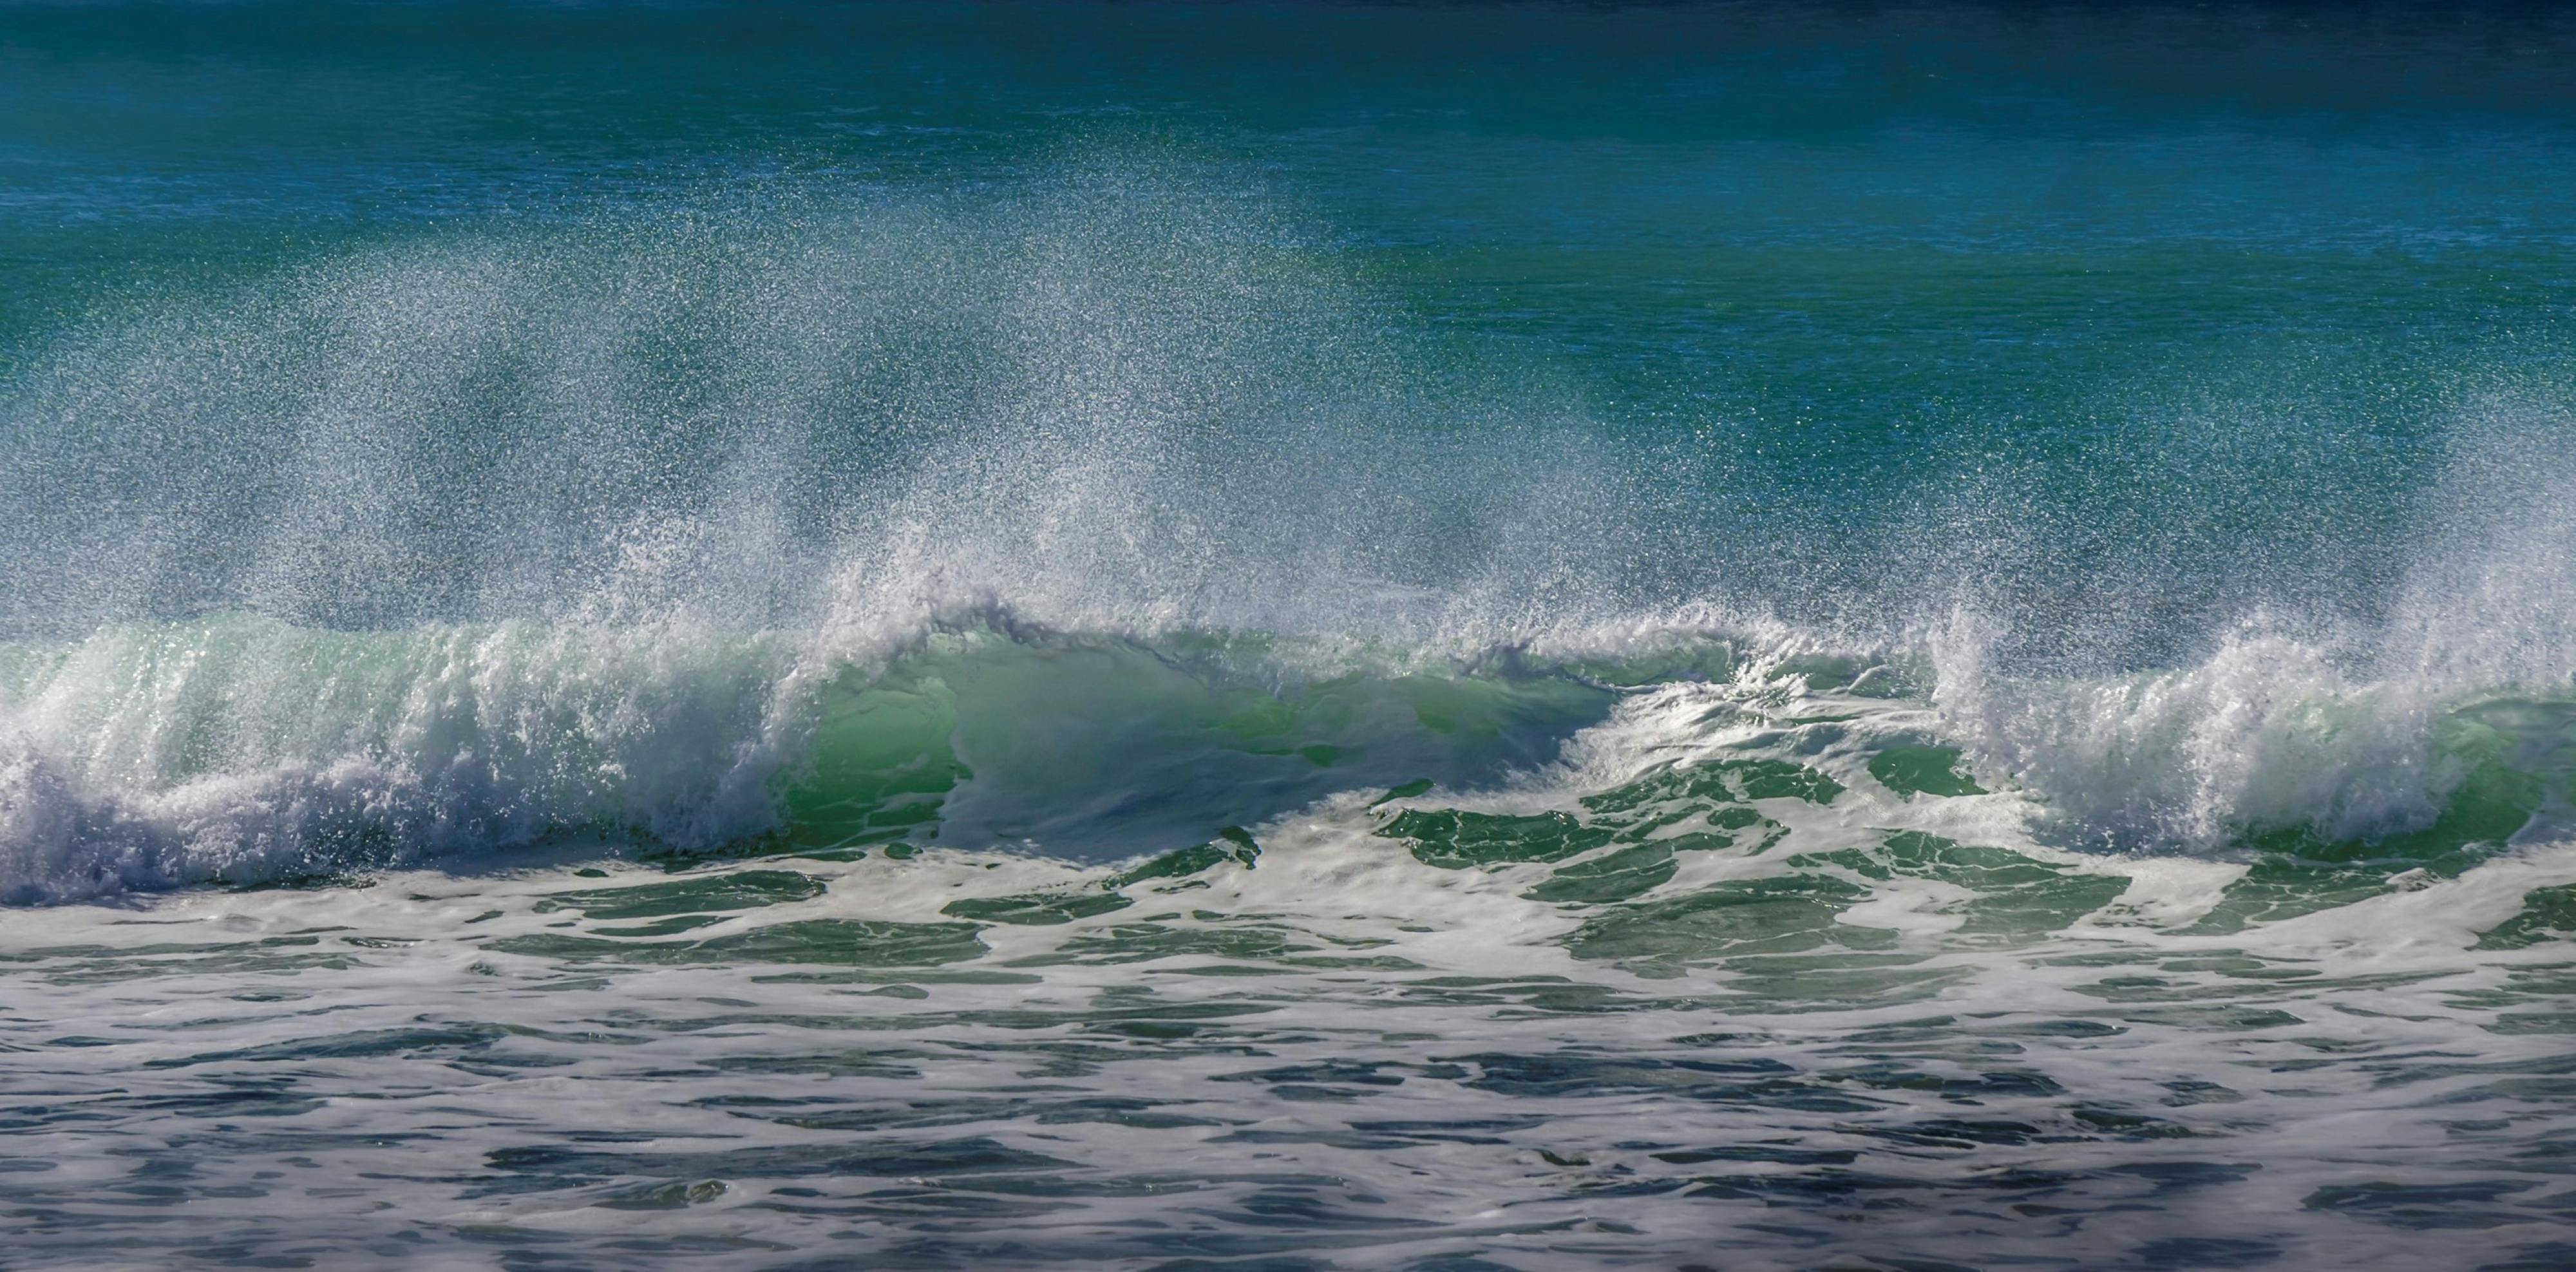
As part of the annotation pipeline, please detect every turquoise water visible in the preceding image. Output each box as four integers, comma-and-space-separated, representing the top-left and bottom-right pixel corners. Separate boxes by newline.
5, 4, 2576, 1267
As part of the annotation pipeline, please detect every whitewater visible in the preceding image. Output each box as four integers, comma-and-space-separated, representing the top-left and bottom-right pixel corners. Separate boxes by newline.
6, 4, 2576, 1268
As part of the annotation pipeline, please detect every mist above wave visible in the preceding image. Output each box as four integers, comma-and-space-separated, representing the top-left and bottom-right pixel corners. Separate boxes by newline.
1934, 413, 2576, 853
0, 166, 1672, 655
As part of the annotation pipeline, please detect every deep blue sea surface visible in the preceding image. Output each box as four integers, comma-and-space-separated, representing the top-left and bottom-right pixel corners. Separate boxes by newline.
4, 5, 2576, 1267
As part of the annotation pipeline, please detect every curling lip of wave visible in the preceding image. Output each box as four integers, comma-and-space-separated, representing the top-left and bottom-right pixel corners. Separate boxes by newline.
0, 605, 1805, 903
2, 601, 2570, 904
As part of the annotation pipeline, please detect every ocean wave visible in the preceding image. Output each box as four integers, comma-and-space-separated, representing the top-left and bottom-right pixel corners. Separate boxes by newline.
3, 176, 2572, 902
2, 602, 2567, 903
0, 607, 1752, 900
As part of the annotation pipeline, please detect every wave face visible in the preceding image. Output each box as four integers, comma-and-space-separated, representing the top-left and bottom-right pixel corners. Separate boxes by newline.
5, 600, 2572, 904
0, 611, 1647, 900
